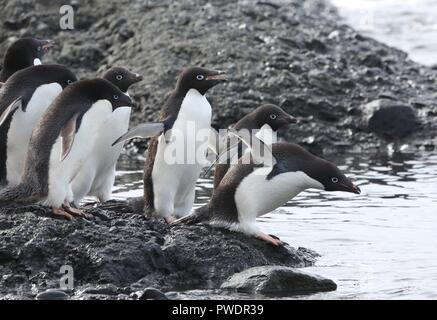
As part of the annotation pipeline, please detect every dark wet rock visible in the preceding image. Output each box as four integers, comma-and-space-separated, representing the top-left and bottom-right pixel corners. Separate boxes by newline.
79, 284, 120, 296
36, 289, 70, 300
363, 99, 420, 143
139, 287, 168, 300
221, 266, 337, 296
0, 201, 318, 299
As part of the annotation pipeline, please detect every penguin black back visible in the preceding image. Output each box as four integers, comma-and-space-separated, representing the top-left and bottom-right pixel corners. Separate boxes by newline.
0, 38, 53, 82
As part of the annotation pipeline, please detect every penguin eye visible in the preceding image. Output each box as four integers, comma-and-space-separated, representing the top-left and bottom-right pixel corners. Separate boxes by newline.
116, 75, 123, 80
331, 177, 339, 183
270, 114, 277, 120
196, 75, 204, 81
67, 80, 72, 84
113, 95, 119, 100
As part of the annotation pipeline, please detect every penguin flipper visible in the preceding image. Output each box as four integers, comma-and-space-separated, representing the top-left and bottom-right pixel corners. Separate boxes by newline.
0, 96, 22, 127
60, 113, 79, 161
112, 123, 164, 146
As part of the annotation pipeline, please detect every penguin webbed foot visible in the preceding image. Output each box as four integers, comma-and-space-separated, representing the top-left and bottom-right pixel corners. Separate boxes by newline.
256, 231, 283, 246
164, 216, 176, 224
60, 204, 87, 219
52, 207, 74, 221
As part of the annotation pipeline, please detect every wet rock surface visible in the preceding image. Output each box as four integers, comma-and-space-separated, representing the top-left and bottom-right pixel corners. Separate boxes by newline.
1, 0, 436, 156
0, 201, 318, 299
221, 266, 337, 296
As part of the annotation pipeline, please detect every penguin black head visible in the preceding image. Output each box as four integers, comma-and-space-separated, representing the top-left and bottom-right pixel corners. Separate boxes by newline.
40, 64, 77, 89
1, 38, 54, 80
176, 67, 227, 95
102, 67, 143, 93
95, 79, 133, 108
252, 104, 297, 130
309, 160, 361, 194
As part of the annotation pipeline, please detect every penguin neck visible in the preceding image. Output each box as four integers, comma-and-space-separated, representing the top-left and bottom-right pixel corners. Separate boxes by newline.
301, 173, 325, 191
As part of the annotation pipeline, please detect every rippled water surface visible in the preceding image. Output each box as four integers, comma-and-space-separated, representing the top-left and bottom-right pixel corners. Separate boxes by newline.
112, 151, 437, 299
331, 0, 437, 66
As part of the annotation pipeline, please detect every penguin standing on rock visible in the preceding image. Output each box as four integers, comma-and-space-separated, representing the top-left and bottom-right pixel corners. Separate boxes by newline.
0, 64, 77, 185
70, 67, 143, 206
114, 67, 227, 223
0, 79, 132, 219
0, 37, 54, 83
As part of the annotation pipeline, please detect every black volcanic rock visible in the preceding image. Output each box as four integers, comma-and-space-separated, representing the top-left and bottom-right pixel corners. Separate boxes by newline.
221, 266, 337, 296
0, 202, 318, 299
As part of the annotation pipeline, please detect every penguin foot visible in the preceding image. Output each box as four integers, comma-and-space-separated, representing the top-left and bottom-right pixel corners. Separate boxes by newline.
164, 216, 176, 224
256, 232, 283, 246
52, 207, 74, 221
62, 204, 86, 217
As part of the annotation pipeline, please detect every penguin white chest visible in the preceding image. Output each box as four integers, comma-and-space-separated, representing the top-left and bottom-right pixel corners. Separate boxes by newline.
152, 89, 212, 217
70, 106, 131, 204
234, 168, 323, 222
46, 100, 113, 208
6, 83, 62, 185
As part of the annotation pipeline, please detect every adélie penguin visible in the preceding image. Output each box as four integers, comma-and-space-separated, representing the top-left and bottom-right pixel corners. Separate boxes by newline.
113, 67, 227, 223
70, 67, 143, 206
178, 137, 361, 246
0, 64, 77, 185
0, 37, 54, 83
0, 79, 132, 219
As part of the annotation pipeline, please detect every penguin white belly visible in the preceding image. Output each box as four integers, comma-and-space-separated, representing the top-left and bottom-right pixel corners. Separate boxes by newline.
152, 89, 211, 217
71, 107, 131, 204
6, 83, 62, 185
45, 100, 113, 208
234, 168, 323, 230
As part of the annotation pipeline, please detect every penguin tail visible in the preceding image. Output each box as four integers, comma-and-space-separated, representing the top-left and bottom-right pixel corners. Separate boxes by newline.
0, 183, 35, 204
171, 204, 213, 226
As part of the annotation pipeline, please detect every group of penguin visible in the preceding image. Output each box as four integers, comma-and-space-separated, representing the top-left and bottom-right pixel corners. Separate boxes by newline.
0, 37, 361, 246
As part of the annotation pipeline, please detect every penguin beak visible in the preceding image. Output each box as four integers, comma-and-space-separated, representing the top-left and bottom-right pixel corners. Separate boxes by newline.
206, 71, 227, 82
288, 115, 298, 124
340, 183, 361, 194
131, 73, 143, 83
41, 40, 54, 52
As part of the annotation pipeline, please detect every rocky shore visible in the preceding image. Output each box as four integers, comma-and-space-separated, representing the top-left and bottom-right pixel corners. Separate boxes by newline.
1, 0, 437, 299
0, 201, 331, 300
